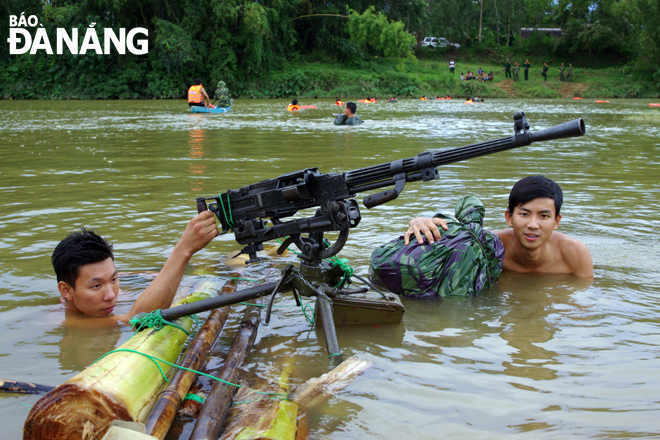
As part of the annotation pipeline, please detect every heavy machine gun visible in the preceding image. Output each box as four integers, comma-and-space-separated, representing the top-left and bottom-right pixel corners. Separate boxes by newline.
160, 112, 585, 365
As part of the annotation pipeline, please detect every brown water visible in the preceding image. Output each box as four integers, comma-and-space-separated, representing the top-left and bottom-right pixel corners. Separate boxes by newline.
1, 99, 659, 439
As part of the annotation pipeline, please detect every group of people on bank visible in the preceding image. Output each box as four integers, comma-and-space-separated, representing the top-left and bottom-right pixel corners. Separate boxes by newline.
461, 70, 494, 82
450, 59, 575, 84
504, 60, 573, 82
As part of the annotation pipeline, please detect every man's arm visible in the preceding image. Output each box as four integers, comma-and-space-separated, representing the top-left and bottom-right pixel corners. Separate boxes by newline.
201, 88, 211, 106
403, 217, 449, 245
117, 210, 218, 322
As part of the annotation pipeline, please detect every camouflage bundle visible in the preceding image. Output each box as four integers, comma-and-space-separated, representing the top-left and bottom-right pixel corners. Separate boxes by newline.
369, 195, 505, 298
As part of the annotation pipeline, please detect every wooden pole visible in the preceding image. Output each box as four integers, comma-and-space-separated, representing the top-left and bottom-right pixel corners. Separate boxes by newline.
144, 276, 239, 439
0, 379, 54, 395
189, 306, 261, 440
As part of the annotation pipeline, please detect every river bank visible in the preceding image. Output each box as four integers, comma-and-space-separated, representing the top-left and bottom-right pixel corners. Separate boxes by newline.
3, 54, 659, 101
232, 55, 660, 100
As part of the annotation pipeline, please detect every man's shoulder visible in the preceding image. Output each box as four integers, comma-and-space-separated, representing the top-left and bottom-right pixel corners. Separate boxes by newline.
346, 115, 364, 125
553, 232, 593, 277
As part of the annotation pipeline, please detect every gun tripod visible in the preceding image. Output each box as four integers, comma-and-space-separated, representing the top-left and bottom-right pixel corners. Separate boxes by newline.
157, 225, 384, 366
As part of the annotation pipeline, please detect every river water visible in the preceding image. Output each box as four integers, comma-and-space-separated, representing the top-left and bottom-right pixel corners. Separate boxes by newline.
1, 99, 659, 439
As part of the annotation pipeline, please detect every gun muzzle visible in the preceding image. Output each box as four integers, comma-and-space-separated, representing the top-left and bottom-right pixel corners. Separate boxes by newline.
529, 118, 585, 143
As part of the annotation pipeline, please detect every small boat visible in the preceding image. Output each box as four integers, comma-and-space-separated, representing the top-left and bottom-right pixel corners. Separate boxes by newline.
191, 106, 231, 114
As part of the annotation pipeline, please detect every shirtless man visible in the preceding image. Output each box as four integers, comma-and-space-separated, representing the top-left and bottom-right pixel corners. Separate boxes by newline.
404, 176, 593, 277
52, 210, 218, 324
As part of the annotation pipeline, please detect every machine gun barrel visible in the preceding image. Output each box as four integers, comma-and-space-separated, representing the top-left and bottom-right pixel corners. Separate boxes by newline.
344, 116, 585, 192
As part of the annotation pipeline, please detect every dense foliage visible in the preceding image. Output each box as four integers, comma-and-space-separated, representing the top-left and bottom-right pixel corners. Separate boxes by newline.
1, 0, 659, 99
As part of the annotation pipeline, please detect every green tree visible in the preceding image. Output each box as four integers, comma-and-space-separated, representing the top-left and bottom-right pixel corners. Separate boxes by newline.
347, 6, 416, 61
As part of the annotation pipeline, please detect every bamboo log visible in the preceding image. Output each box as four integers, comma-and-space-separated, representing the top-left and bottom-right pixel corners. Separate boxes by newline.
218, 365, 298, 440
189, 306, 261, 440
290, 356, 373, 409
0, 379, 54, 395
144, 276, 239, 439
216, 357, 372, 440
23, 282, 221, 440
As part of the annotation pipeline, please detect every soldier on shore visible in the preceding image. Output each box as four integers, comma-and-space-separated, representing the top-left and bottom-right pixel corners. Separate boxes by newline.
513, 61, 520, 82
523, 59, 531, 81
566, 64, 573, 81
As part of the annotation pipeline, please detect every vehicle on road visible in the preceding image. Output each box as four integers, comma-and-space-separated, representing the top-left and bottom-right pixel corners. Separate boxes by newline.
421, 37, 460, 49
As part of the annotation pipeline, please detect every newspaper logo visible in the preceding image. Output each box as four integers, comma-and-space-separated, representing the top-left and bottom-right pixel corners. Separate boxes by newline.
7, 12, 148, 55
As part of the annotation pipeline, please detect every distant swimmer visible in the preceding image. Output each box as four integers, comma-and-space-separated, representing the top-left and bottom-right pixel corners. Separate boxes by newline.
287, 99, 300, 112
334, 101, 364, 126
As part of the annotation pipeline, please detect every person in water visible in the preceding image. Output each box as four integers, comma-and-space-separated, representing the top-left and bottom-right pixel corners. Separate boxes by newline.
52, 211, 218, 323
188, 78, 211, 108
214, 80, 232, 108
334, 101, 364, 126
403, 176, 593, 277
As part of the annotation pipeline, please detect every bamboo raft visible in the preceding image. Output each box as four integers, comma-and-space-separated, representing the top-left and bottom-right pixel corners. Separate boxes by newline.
23, 269, 383, 439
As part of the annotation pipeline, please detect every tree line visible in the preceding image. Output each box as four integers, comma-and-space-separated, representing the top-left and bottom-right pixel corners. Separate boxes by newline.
1, 0, 658, 99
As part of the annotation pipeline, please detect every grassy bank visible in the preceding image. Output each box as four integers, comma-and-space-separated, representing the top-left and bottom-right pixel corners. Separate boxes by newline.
3, 51, 659, 100
232, 52, 660, 100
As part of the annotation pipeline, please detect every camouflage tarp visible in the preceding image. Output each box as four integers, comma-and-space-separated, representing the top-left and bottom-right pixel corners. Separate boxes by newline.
369, 195, 505, 298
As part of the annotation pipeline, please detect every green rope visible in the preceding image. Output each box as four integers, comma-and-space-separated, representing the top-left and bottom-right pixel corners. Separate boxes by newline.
92, 349, 288, 399
219, 193, 234, 229
232, 396, 289, 406
228, 276, 267, 283
301, 303, 315, 324
184, 393, 206, 404
129, 310, 191, 335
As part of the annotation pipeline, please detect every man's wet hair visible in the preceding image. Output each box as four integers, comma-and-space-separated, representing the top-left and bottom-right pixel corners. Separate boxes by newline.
292, 99, 298, 105
52, 228, 114, 288
508, 175, 563, 217
194, 78, 202, 85
346, 102, 357, 114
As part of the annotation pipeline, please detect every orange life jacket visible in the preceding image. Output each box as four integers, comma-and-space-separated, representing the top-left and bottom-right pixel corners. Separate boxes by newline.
188, 85, 204, 104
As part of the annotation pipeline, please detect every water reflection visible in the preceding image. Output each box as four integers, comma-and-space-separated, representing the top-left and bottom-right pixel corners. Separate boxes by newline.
187, 128, 207, 193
